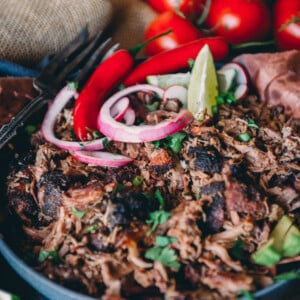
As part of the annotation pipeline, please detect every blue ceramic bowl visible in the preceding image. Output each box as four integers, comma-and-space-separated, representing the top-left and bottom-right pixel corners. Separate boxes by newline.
0, 237, 300, 300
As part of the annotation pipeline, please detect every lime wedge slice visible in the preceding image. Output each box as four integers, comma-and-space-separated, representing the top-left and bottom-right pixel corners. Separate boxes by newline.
187, 44, 218, 119
146, 73, 191, 89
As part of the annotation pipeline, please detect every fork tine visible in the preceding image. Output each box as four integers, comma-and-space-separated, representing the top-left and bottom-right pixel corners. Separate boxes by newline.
38, 26, 90, 78
74, 39, 119, 90
54, 31, 112, 85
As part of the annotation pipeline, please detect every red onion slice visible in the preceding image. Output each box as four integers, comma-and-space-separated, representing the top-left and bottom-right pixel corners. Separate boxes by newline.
97, 84, 193, 143
73, 150, 133, 167
111, 97, 130, 121
41, 86, 107, 151
123, 107, 136, 125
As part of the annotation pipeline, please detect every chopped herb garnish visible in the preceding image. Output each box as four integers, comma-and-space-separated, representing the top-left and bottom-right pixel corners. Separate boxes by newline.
237, 290, 256, 300
133, 175, 143, 186
115, 183, 125, 193
145, 101, 160, 112
188, 58, 195, 69
212, 104, 219, 115
154, 189, 165, 209
216, 92, 236, 106
24, 124, 37, 135
79, 143, 85, 150
86, 127, 102, 139
216, 95, 225, 105
102, 137, 111, 148
86, 224, 98, 233
71, 206, 87, 220
247, 118, 259, 129
68, 81, 79, 90
155, 235, 177, 247
225, 92, 236, 104
274, 271, 300, 282
118, 83, 125, 90
146, 210, 171, 236
38, 248, 60, 264
145, 246, 180, 270
238, 132, 251, 142
153, 132, 187, 154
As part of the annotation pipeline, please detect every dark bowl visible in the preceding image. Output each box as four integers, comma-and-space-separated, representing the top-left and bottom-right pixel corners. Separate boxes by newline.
0, 79, 300, 300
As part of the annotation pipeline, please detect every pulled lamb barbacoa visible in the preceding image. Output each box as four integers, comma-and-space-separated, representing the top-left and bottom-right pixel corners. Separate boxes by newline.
5, 51, 300, 299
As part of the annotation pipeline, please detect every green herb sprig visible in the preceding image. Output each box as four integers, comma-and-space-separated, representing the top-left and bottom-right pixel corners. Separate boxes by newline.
153, 132, 187, 154
71, 206, 88, 220
146, 190, 171, 236
38, 248, 60, 264
145, 235, 180, 270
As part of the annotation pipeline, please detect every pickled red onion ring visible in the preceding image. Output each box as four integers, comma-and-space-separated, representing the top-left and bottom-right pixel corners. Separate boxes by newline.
97, 84, 193, 143
73, 150, 133, 167
41, 86, 107, 151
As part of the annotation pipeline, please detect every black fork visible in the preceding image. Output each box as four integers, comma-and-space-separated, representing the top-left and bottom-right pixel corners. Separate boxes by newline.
0, 26, 117, 149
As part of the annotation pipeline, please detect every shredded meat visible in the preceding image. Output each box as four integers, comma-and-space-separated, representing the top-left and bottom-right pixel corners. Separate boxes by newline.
4, 89, 300, 299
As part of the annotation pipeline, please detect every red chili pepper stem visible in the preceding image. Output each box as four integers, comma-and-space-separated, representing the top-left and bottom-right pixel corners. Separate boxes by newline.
128, 29, 173, 56
231, 39, 275, 50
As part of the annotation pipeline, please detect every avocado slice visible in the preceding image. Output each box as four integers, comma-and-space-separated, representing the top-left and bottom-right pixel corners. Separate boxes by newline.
251, 238, 281, 266
282, 226, 300, 257
270, 215, 294, 253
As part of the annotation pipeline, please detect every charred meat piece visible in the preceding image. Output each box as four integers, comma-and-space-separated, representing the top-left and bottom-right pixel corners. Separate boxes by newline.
108, 191, 159, 230
225, 179, 267, 219
7, 191, 39, 225
201, 181, 225, 233
36, 171, 69, 222
186, 146, 223, 174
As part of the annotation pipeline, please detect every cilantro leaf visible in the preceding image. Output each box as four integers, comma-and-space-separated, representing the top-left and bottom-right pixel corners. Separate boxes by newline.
38, 248, 60, 264
247, 118, 259, 129
145, 246, 180, 270
71, 206, 87, 220
146, 210, 171, 236
155, 235, 177, 247
145, 246, 162, 260
154, 189, 165, 209
86, 224, 98, 233
167, 132, 187, 154
153, 132, 187, 154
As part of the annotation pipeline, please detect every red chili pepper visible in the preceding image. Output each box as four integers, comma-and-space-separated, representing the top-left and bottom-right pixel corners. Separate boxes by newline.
123, 37, 230, 87
73, 30, 173, 141
73, 50, 134, 141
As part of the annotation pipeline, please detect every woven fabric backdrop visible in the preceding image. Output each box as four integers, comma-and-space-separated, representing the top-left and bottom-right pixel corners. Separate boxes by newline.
0, 0, 157, 67
0, 0, 113, 67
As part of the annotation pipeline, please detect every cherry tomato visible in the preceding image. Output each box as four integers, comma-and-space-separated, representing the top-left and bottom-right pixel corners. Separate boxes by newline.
274, 0, 300, 51
205, 0, 272, 44
144, 11, 202, 56
147, 0, 206, 22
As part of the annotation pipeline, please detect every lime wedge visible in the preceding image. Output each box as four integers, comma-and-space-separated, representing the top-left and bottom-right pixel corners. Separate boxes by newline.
187, 44, 218, 119
146, 73, 191, 89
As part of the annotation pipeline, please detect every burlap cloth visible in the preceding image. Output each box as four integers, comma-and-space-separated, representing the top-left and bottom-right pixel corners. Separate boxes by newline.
0, 0, 157, 67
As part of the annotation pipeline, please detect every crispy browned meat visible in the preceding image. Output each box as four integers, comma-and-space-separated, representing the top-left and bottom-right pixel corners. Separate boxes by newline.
5, 93, 300, 299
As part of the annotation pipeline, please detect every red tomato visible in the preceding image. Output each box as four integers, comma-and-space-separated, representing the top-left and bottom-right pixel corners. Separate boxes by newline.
144, 11, 202, 56
274, 0, 300, 51
147, 0, 206, 22
205, 0, 272, 44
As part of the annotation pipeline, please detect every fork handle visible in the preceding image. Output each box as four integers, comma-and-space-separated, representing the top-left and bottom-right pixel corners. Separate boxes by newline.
0, 93, 49, 150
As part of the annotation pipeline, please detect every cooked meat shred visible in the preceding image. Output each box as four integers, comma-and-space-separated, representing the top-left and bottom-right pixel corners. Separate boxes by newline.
4, 92, 300, 299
